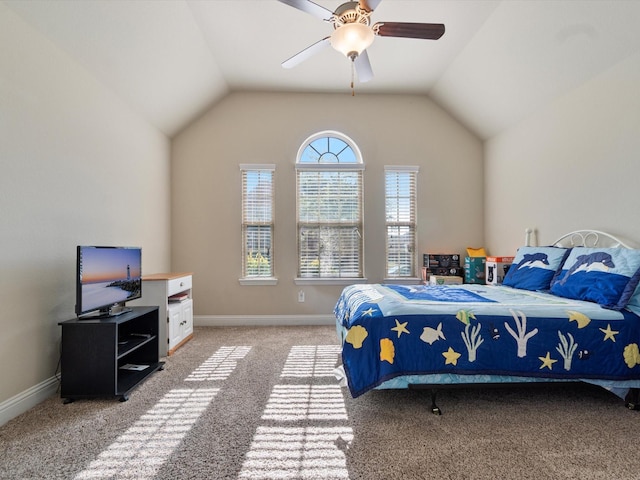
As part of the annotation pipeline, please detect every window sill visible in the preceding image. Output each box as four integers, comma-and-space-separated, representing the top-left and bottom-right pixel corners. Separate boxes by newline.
294, 278, 368, 286
239, 277, 278, 286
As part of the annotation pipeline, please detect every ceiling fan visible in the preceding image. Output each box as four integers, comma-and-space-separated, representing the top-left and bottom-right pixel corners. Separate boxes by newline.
277, 0, 445, 84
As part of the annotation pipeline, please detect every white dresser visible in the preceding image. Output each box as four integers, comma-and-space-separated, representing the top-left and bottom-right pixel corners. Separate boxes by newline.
133, 272, 193, 357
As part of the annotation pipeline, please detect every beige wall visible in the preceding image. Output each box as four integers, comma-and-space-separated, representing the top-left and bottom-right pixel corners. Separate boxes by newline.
172, 92, 484, 316
0, 5, 171, 408
484, 53, 640, 253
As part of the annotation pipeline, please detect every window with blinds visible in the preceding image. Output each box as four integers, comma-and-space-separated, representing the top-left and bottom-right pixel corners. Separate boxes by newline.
385, 166, 418, 278
241, 165, 274, 279
296, 132, 364, 279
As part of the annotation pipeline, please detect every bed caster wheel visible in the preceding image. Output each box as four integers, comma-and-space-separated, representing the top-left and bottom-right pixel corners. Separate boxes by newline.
431, 406, 442, 415
626, 402, 638, 411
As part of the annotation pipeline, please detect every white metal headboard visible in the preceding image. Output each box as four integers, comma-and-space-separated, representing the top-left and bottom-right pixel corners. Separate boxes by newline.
524, 228, 632, 248
553, 230, 632, 249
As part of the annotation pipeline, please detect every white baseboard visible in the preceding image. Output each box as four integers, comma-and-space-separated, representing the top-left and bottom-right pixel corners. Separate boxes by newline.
195, 314, 334, 327
0, 376, 59, 427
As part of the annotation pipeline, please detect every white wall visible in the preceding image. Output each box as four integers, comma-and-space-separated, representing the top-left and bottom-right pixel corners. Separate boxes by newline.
172, 91, 484, 316
485, 53, 640, 253
0, 4, 171, 418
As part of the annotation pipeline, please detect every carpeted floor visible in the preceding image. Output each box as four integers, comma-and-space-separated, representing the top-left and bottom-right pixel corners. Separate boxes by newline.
1, 325, 640, 479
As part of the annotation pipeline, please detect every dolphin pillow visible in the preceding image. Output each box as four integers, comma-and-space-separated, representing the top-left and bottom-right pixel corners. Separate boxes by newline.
502, 246, 570, 291
550, 247, 640, 310
627, 283, 640, 312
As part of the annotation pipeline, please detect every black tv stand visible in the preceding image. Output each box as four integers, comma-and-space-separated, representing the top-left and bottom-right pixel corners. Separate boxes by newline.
58, 306, 163, 403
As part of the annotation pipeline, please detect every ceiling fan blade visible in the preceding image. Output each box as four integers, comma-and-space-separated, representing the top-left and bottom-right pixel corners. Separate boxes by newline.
282, 37, 331, 69
354, 50, 374, 83
277, 0, 334, 21
358, 0, 383, 12
375, 22, 445, 40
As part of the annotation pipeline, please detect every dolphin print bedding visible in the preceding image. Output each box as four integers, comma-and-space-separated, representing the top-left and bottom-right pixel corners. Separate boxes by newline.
334, 283, 640, 400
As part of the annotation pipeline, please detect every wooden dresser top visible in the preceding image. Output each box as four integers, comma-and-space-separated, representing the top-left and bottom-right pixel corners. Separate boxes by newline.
142, 272, 193, 281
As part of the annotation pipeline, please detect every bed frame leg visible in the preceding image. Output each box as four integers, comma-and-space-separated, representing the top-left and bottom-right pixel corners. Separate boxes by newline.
625, 388, 640, 410
430, 389, 442, 415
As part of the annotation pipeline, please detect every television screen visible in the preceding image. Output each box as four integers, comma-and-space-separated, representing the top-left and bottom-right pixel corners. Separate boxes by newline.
76, 246, 142, 317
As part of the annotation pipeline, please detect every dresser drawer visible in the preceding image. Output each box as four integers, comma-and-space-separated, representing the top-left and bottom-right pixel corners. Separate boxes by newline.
168, 275, 192, 296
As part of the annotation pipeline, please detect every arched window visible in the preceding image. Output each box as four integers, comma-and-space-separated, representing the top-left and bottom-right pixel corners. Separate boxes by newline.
296, 131, 364, 281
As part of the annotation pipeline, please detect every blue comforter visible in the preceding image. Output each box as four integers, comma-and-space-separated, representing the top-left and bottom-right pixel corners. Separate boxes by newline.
334, 284, 640, 398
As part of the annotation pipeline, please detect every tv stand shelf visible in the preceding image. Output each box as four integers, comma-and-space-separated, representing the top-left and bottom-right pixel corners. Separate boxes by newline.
117, 334, 154, 357
58, 306, 163, 403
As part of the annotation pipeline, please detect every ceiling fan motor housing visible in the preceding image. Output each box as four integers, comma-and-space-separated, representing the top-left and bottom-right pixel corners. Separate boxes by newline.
332, 1, 372, 28
329, 1, 375, 58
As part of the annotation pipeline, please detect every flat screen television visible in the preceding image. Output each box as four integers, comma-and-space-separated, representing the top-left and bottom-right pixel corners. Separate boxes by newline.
76, 246, 142, 318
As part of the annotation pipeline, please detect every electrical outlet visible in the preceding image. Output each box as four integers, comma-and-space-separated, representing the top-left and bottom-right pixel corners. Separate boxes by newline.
298, 290, 305, 303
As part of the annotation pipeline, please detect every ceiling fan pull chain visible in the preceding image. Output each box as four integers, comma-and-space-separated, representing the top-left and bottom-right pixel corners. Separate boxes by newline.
351, 59, 355, 96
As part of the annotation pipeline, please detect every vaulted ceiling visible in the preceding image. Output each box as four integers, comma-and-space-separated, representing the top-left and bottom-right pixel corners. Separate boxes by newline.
5, 0, 640, 139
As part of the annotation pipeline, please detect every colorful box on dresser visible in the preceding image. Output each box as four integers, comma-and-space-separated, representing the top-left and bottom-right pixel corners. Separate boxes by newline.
464, 256, 486, 284
485, 257, 514, 285
422, 253, 463, 284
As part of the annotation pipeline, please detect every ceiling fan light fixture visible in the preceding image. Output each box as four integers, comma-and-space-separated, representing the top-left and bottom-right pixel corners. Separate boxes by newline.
330, 22, 374, 58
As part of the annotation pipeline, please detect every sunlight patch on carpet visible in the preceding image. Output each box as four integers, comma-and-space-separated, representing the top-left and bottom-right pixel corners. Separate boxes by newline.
240, 344, 352, 479
262, 385, 348, 421
281, 345, 342, 378
74, 388, 219, 479
239, 426, 353, 480
184, 345, 251, 381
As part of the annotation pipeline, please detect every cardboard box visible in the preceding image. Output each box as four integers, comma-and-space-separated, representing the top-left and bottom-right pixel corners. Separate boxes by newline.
429, 275, 463, 286
423, 254, 461, 269
422, 267, 464, 284
485, 256, 514, 285
464, 256, 486, 284
427, 266, 465, 277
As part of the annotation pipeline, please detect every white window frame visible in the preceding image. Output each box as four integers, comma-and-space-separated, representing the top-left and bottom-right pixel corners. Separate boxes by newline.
295, 131, 366, 286
239, 164, 277, 286
384, 166, 419, 283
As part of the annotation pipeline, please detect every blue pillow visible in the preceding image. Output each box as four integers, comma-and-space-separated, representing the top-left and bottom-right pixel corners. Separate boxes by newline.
629, 284, 640, 309
503, 246, 570, 291
550, 247, 640, 310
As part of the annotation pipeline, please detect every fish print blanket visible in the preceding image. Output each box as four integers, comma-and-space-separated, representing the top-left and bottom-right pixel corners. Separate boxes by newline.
334, 284, 640, 398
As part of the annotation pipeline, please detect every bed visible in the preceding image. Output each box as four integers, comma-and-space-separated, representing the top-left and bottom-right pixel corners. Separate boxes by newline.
334, 230, 640, 413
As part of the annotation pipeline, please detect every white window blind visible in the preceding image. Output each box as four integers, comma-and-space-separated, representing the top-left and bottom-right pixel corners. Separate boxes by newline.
241, 165, 274, 278
296, 132, 364, 280
385, 167, 418, 278
297, 170, 363, 278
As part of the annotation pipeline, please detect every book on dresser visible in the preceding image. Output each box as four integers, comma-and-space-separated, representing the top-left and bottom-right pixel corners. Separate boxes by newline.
169, 292, 189, 303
